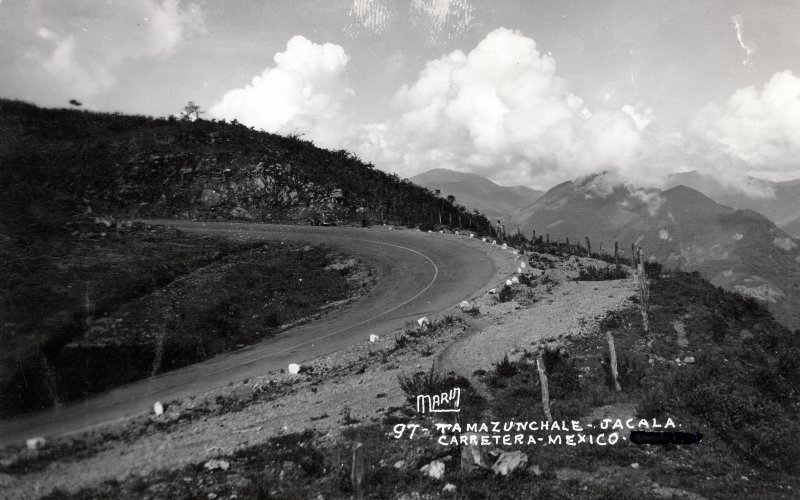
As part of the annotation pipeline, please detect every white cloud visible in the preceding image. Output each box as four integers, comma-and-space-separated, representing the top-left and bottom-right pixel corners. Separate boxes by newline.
692, 70, 800, 185
354, 28, 655, 189
210, 36, 352, 148
411, 0, 475, 43
347, 0, 393, 35
731, 14, 755, 67
10, 0, 205, 101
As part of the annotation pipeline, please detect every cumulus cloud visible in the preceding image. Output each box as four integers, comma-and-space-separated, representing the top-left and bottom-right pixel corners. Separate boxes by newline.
692, 70, 800, 187
210, 36, 353, 149
6, 0, 205, 101
354, 28, 656, 189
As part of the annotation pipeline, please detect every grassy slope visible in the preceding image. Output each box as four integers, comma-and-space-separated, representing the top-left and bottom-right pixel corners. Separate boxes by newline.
0, 99, 494, 233
0, 98, 495, 415
35, 261, 800, 499
0, 222, 366, 416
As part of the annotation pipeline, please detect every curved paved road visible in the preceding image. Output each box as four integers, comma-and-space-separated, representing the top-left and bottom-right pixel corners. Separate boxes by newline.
0, 221, 497, 447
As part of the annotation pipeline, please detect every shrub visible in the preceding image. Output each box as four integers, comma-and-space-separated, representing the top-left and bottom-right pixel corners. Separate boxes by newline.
494, 354, 518, 378
575, 265, 628, 281
499, 285, 513, 302
643, 261, 662, 279
397, 361, 448, 402
542, 347, 580, 397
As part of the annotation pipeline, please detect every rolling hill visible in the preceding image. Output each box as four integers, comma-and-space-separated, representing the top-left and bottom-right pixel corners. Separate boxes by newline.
410, 168, 544, 222
0, 99, 494, 235
665, 170, 800, 233
509, 174, 800, 330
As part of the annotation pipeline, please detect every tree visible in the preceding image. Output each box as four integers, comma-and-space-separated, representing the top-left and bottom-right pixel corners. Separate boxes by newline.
69, 99, 82, 107
182, 101, 205, 121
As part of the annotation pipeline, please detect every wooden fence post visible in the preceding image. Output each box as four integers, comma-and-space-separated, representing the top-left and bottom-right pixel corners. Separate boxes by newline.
351, 442, 365, 500
546, 233, 550, 244
536, 350, 553, 423
614, 241, 619, 270
606, 332, 621, 391
586, 237, 591, 256
637, 247, 645, 273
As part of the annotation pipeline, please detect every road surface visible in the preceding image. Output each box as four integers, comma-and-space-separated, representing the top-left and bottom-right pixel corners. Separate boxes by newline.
0, 221, 497, 447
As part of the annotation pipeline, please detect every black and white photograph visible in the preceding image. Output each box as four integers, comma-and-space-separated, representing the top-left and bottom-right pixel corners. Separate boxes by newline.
1, 1, 799, 498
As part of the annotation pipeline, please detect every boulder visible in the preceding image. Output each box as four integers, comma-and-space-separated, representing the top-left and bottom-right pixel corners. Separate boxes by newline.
460, 434, 491, 471
230, 206, 253, 220
421, 460, 445, 479
201, 189, 223, 206
491, 451, 528, 476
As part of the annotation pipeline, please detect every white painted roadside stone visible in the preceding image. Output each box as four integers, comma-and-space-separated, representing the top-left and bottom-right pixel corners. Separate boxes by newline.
204, 459, 230, 471
520, 262, 527, 268
26, 437, 46, 451
488, 288, 497, 294
459, 300, 471, 310
369, 334, 379, 342
417, 316, 430, 327
288, 363, 301, 375
153, 401, 164, 416
506, 279, 513, 286
502, 243, 508, 250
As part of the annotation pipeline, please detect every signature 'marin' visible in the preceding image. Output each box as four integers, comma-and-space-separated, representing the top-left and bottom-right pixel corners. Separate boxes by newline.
416, 388, 461, 413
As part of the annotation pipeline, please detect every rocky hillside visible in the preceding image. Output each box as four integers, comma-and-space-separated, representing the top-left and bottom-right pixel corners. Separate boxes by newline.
410, 168, 543, 222
509, 174, 800, 330
0, 99, 493, 235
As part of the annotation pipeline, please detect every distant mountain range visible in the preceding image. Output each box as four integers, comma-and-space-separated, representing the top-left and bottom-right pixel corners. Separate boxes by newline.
665, 171, 800, 237
409, 168, 544, 221
508, 174, 800, 330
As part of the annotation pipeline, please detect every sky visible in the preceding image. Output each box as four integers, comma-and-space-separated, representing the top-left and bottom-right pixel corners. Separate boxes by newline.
1, 0, 800, 194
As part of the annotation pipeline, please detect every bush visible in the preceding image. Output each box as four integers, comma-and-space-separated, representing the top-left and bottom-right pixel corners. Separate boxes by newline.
499, 285, 513, 302
494, 354, 518, 378
575, 265, 628, 281
643, 261, 662, 279
542, 347, 580, 397
397, 362, 446, 401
